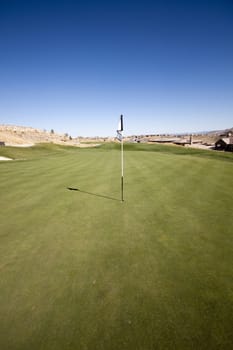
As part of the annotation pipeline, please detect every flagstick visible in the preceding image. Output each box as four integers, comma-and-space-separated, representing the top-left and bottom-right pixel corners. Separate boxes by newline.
117, 114, 124, 202
121, 133, 124, 202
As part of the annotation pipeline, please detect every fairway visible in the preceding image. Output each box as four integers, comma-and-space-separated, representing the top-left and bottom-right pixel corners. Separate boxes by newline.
0, 144, 233, 350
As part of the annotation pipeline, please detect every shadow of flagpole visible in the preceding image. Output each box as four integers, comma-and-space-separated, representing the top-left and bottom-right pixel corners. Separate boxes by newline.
67, 187, 121, 202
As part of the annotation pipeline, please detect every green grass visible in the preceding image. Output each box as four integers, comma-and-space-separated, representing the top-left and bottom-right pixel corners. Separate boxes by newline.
0, 144, 233, 350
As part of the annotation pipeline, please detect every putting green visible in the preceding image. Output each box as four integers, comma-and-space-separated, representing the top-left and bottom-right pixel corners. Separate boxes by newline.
0, 143, 233, 350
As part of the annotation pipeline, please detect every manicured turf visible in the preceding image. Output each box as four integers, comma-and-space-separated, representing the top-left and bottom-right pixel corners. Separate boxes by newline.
0, 143, 233, 350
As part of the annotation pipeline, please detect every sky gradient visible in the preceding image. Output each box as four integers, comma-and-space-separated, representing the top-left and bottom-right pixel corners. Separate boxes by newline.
0, 0, 233, 136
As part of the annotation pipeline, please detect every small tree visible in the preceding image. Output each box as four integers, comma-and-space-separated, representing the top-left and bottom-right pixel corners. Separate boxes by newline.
50, 129, 54, 134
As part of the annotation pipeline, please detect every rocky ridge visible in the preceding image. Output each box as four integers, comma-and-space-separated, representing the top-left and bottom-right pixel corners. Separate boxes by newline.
0, 125, 103, 147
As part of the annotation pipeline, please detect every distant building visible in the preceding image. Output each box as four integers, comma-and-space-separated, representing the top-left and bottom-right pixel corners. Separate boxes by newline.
215, 137, 233, 152
173, 139, 190, 146
148, 138, 178, 143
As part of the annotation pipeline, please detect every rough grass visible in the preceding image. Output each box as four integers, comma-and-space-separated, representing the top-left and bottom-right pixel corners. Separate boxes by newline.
0, 144, 233, 350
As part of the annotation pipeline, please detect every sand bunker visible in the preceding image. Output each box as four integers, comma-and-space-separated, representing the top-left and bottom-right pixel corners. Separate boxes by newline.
0, 156, 13, 161
5, 143, 34, 147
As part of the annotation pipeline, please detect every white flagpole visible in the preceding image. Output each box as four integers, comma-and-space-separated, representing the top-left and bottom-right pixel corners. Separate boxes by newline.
117, 115, 124, 202
121, 130, 124, 202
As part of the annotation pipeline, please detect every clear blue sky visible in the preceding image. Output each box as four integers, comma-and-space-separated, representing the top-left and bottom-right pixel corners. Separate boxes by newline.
0, 0, 232, 136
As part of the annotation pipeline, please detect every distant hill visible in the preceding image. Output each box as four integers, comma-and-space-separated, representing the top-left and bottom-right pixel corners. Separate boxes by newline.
0, 124, 114, 147
203, 127, 233, 136
0, 124, 79, 146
